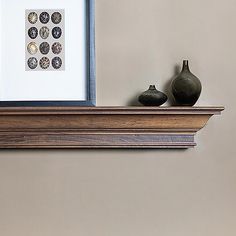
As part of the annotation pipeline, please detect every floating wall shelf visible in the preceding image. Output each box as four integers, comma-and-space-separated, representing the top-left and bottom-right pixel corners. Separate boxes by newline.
0, 106, 224, 149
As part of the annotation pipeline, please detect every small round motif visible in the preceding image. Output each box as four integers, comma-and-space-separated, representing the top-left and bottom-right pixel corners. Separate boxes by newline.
39, 42, 50, 55
52, 42, 62, 54
52, 27, 62, 39
51, 12, 62, 24
27, 42, 38, 55
40, 12, 50, 24
28, 12, 38, 24
28, 57, 38, 69
52, 57, 62, 69
39, 26, 50, 39
40, 57, 50, 69
28, 27, 38, 39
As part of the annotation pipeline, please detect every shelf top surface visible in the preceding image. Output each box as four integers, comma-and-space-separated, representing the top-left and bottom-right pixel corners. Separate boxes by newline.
0, 106, 224, 115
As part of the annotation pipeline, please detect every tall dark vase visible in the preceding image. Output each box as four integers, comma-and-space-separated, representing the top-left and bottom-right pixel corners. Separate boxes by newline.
171, 60, 202, 106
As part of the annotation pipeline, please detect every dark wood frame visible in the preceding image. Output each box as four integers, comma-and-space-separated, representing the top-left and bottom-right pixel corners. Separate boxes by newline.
0, 0, 96, 107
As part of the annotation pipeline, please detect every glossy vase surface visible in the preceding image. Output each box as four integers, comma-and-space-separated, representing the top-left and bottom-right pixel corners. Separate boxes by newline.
139, 85, 168, 106
171, 60, 202, 106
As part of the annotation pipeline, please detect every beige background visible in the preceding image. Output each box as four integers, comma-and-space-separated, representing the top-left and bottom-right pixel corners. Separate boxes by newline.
0, 0, 235, 235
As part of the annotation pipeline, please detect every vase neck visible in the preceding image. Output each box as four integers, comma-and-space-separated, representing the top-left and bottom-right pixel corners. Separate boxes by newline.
182, 60, 190, 72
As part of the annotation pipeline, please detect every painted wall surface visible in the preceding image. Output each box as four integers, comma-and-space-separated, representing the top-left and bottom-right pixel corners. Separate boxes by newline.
0, 0, 235, 235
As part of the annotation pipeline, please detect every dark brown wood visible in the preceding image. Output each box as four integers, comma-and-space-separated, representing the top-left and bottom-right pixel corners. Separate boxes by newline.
0, 106, 224, 149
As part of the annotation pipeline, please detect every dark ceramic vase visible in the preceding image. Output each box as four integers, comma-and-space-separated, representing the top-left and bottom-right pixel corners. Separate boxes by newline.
139, 85, 168, 106
171, 60, 202, 106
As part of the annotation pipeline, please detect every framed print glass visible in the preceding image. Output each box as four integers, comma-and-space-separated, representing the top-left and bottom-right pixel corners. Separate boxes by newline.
0, 0, 95, 106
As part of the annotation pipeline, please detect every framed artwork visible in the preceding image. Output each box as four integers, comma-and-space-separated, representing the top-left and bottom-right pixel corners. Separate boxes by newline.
0, 0, 95, 106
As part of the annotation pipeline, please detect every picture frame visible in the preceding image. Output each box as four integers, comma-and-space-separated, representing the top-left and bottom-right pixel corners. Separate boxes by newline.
0, 0, 96, 107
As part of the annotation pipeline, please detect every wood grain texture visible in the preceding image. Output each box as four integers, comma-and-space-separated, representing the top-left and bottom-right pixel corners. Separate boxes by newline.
0, 106, 224, 149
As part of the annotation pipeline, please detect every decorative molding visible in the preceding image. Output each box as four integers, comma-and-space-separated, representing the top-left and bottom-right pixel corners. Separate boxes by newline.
0, 106, 224, 149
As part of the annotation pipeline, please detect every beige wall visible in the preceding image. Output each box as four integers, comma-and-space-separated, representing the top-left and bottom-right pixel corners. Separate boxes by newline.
0, 0, 235, 235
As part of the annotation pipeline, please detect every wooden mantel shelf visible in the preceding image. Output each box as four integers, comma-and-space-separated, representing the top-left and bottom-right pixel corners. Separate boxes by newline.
0, 106, 224, 149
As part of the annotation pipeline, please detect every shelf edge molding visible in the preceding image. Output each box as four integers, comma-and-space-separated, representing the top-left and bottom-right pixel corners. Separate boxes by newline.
0, 106, 224, 149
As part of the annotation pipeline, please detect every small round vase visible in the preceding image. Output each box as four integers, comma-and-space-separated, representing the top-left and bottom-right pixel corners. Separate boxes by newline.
171, 60, 202, 106
139, 85, 168, 106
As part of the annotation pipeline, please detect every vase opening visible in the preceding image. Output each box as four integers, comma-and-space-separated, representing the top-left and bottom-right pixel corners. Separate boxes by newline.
149, 85, 156, 90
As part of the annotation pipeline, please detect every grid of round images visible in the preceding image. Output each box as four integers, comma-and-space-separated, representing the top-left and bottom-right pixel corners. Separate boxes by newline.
25, 10, 65, 71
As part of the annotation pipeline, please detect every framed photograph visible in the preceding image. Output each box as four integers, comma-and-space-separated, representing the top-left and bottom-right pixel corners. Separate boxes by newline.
0, 0, 95, 106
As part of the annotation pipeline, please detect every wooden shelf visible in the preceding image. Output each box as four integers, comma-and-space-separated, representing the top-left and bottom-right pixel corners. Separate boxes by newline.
0, 106, 224, 149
